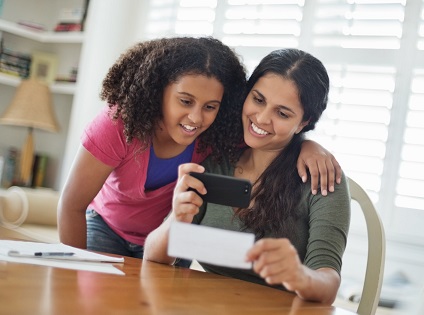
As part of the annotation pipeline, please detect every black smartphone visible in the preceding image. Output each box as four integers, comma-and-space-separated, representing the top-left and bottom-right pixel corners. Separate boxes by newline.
189, 172, 252, 208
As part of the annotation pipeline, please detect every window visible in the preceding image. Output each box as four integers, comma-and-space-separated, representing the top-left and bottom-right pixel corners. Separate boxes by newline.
143, 0, 424, 241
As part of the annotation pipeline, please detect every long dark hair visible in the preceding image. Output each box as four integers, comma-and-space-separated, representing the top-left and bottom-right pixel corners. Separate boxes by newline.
236, 48, 330, 238
100, 37, 247, 163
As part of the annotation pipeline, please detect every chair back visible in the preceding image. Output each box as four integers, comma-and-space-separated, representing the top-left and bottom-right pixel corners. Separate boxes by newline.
347, 177, 386, 315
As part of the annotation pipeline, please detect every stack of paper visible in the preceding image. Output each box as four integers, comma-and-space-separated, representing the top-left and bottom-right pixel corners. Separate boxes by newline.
0, 240, 125, 275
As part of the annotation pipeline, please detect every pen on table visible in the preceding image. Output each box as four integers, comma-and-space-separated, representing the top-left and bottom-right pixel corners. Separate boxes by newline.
34, 252, 75, 257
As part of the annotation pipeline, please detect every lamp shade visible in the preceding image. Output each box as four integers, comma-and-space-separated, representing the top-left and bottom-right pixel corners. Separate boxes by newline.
0, 78, 60, 132
0, 78, 60, 186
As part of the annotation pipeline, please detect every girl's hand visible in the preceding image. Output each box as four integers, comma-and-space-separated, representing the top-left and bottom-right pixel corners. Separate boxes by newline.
297, 140, 342, 196
245, 238, 308, 293
171, 163, 206, 223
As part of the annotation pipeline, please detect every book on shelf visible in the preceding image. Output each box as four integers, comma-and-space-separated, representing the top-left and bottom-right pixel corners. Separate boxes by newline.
17, 20, 46, 32
54, 22, 82, 32
31, 153, 48, 188
54, 7, 85, 32
0, 62, 31, 78
0, 149, 50, 189
1, 51, 32, 66
55, 67, 78, 83
0, 47, 32, 63
0, 147, 18, 189
0, 46, 31, 79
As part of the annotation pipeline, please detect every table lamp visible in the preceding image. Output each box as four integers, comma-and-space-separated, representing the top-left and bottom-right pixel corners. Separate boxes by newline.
0, 78, 60, 186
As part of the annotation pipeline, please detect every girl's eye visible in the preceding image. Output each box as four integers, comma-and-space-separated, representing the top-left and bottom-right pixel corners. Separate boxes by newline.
180, 99, 192, 106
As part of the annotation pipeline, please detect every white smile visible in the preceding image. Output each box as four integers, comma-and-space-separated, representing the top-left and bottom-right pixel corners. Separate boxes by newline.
181, 124, 198, 132
251, 122, 269, 135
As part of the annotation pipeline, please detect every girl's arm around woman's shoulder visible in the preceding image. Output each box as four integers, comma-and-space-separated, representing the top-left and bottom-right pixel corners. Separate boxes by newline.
297, 140, 342, 197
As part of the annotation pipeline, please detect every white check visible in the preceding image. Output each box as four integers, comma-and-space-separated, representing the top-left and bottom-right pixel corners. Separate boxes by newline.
168, 221, 255, 269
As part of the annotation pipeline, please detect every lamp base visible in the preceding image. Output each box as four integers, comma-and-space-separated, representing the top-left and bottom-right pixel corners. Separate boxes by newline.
19, 127, 35, 186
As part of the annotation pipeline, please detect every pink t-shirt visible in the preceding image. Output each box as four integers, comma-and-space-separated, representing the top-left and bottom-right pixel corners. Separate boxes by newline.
81, 106, 207, 245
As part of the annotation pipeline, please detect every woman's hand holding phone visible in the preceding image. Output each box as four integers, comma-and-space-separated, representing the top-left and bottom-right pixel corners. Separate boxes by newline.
172, 163, 253, 223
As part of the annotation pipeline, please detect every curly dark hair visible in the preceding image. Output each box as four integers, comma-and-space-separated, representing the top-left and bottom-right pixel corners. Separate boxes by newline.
235, 48, 330, 239
100, 36, 247, 163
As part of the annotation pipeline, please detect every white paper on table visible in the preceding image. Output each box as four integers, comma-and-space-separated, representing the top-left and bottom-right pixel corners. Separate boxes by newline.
0, 240, 124, 262
0, 240, 125, 275
168, 221, 254, 269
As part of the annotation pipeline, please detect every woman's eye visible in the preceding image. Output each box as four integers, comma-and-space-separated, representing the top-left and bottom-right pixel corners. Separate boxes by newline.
205, 104, 218, 111
278, 111, 289, 118
253, 96, 264, 105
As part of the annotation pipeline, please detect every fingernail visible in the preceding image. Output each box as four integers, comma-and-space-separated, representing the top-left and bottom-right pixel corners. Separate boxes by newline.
312, 190, 317, 195
322, 190, 327, 196
302, 176, 306, 183
329, 186, 334, 192
337, 178, 341, 184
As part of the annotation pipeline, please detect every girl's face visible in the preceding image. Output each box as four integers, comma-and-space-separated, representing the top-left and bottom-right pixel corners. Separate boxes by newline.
159, 74, 224, 146
242, 73, 308, 152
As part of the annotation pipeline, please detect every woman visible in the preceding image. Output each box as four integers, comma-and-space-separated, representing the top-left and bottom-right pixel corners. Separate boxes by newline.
144, 48, 351, 304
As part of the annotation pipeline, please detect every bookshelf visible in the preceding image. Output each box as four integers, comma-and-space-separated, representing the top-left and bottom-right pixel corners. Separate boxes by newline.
0, 0, 87, 189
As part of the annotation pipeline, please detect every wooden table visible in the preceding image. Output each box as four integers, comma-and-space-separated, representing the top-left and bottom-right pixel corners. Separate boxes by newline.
0, 235, 356, 315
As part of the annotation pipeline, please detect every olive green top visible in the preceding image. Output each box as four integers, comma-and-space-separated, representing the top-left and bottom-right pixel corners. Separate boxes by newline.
192, 156, 351, 291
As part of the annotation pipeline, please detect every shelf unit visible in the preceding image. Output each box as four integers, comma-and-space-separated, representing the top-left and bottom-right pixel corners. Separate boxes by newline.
0, 0, 87, 190
0, 18, 83, 94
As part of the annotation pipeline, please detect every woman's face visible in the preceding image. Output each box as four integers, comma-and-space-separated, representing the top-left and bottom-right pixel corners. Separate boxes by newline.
159, 74, 224, 146
242, 73, 308, 152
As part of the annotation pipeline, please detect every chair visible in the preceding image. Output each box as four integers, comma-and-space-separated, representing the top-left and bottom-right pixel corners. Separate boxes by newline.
347, 177, 386, 315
